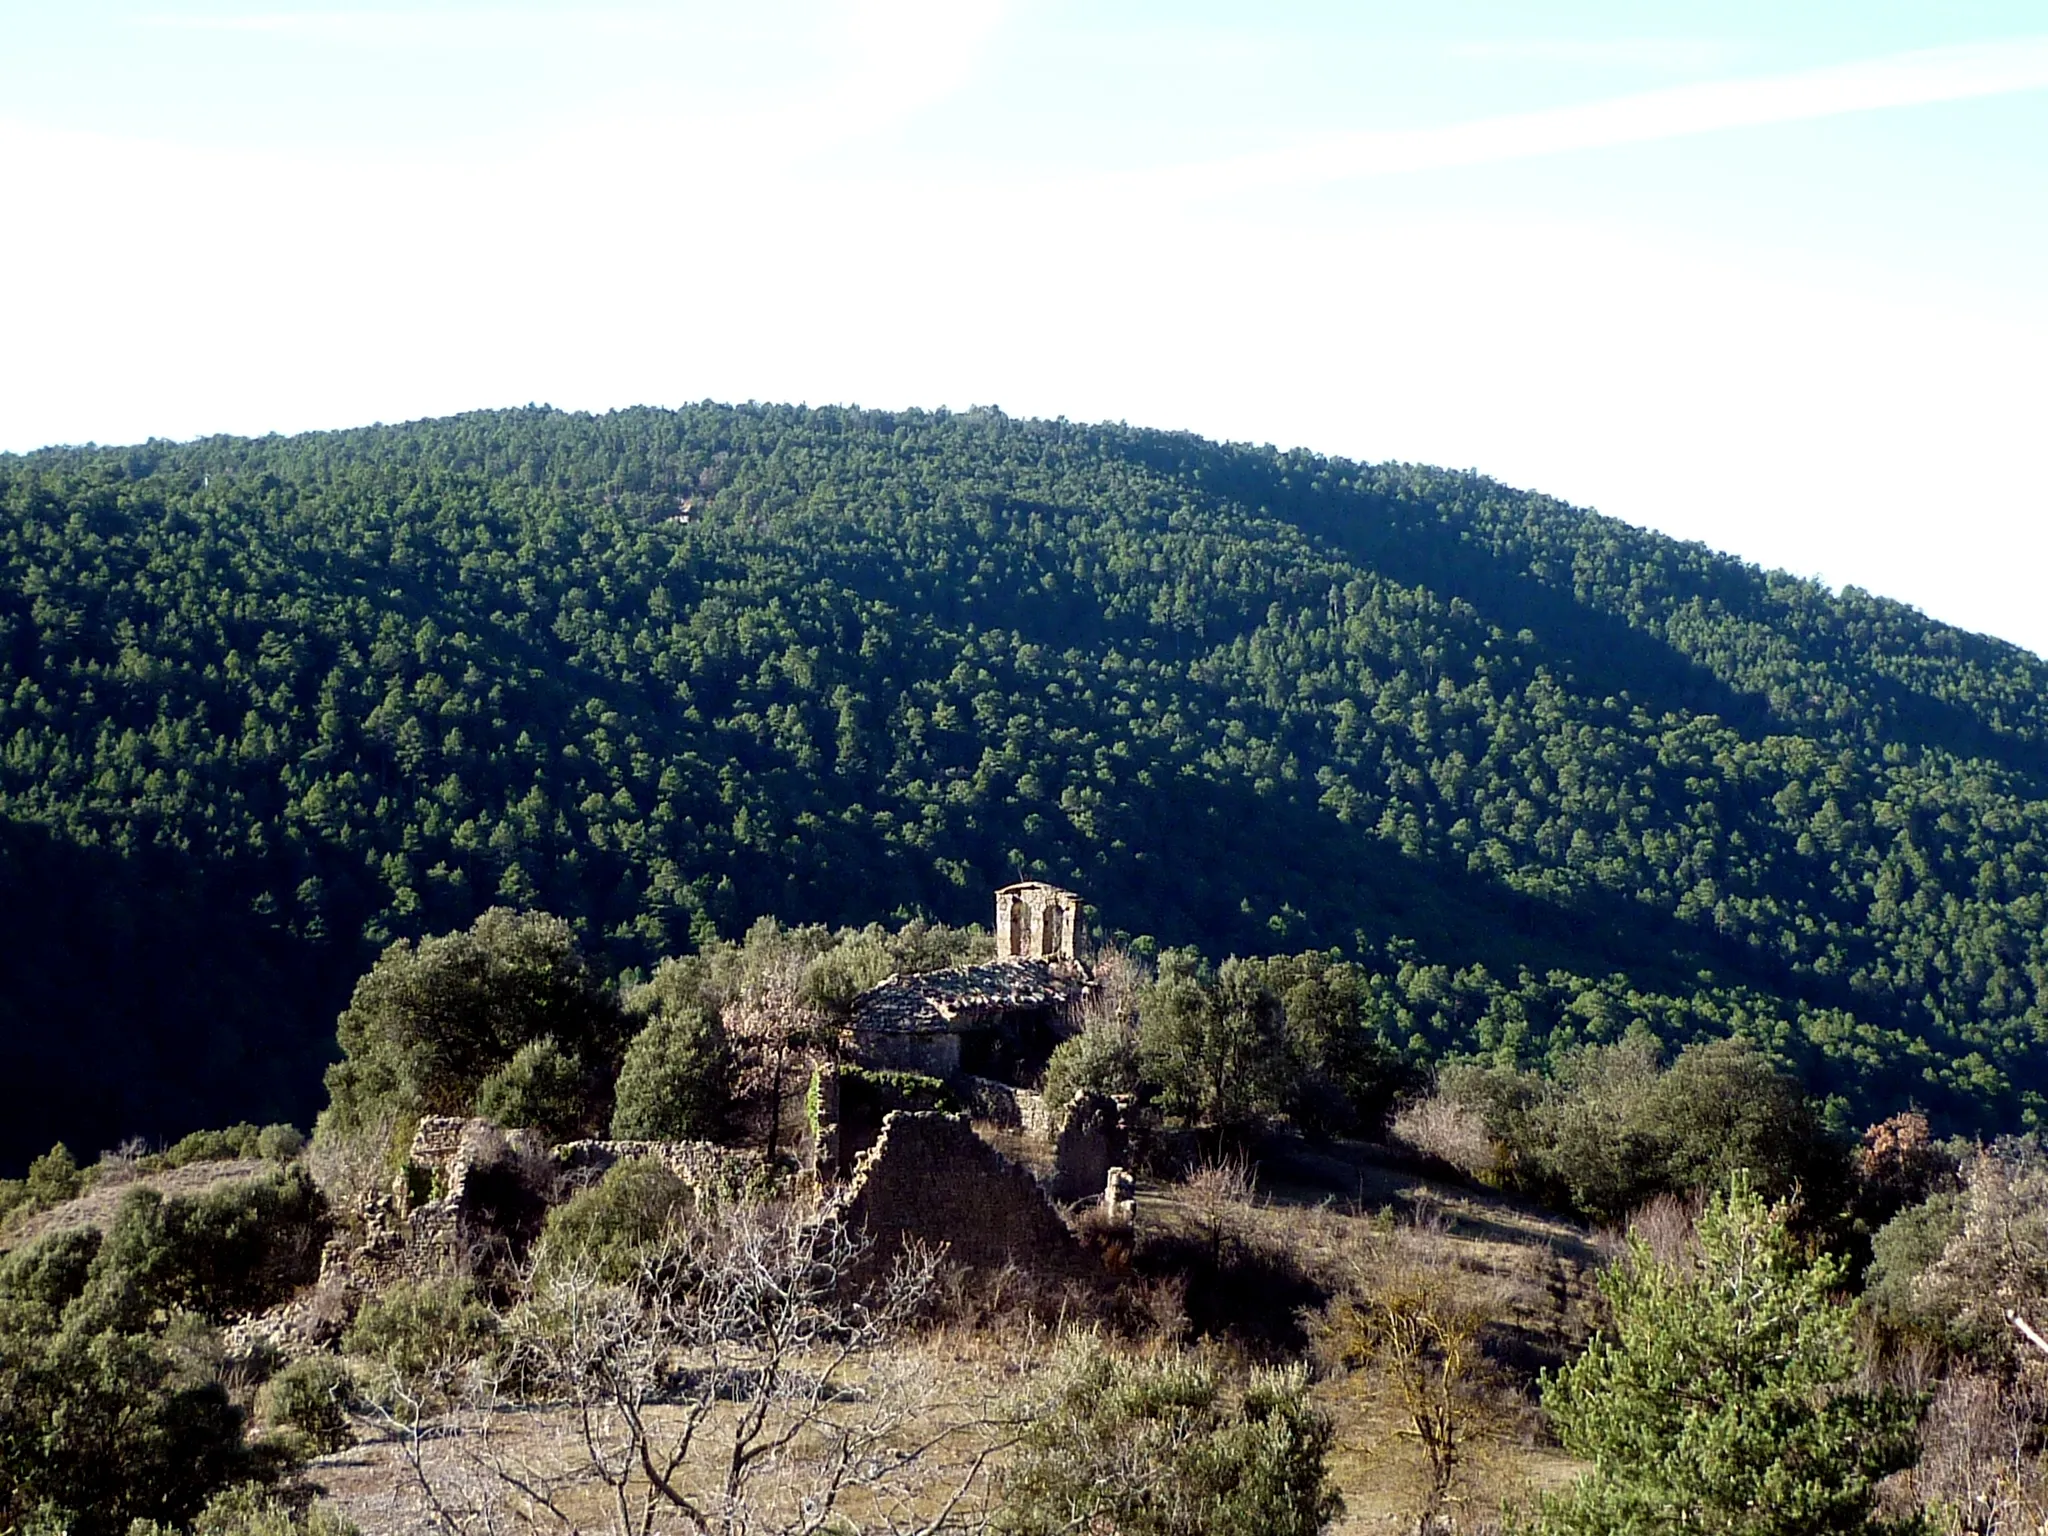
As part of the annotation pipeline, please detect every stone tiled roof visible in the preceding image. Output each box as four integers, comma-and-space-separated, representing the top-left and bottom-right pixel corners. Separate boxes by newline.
851, 958, 1081, 1035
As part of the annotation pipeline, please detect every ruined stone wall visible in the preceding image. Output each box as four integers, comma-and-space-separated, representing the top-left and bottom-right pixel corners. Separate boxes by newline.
834, 1112, 1092, 1278
552, 1137, 766, 1195
1050, 1091, 1127, 1205
959, 1075, 1051, 1140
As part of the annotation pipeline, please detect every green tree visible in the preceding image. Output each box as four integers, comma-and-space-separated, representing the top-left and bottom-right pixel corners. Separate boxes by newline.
1041, 1024, 1142, 1117
321, 908, 627, 1134
1531, 1176, 1921, 1536
475, 1036, 597, 1139
1140, 962, 1295, 1130
609, 1004, 731, 1142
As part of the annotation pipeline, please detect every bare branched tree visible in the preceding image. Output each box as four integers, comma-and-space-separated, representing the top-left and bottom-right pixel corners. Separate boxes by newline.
723, 955, 829, 1164
1322, 1209, 1507, 1535
1883, 1366, 2048, 1534
1179, 1154, 1257, 1269
1079, 945, 1149, 1041
365, 1200, 1020, 1536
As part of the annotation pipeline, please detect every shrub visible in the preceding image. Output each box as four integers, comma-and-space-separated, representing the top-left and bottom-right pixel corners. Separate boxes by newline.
165, 1125, 265, 1167
1433, 1039, 1851, 1226
1914, 1140, 2048, 1363
1389, 1093, 1501, 1181
538, 1157, 698, 1283
999, 1343, 1340, 1536
0, 1224, 102, 1312
343, 1274, 500, 1396
1042, 1028, 1142, 1120
132, 1481, 362, 1536
256, 1124, 306, 1164
610, 1005, 732, 1141
93, 1167, 327, 1321
257, 1355, 355, 1456
0, 1222, 253, 1536
475, 1036, 597, 1139
24, 1141, 82, 1208
1862, 1192, 1964, 1340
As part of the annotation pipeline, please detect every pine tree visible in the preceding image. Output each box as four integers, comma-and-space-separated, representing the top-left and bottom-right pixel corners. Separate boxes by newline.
1531, 1175, 1921, 1536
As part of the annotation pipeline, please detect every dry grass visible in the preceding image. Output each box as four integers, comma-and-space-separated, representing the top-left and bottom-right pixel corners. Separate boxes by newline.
1389, 1095, 1501, 1184
0, 1157, 273, 1251
299, 1135, 1607, 1535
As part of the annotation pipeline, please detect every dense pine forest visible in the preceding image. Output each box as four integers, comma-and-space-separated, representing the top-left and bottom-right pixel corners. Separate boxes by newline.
4, 402, 2046, 1169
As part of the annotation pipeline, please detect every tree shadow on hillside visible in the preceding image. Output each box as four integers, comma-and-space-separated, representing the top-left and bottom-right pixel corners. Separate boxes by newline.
0, 816, 351, 1174
1100, 432, 2048, 784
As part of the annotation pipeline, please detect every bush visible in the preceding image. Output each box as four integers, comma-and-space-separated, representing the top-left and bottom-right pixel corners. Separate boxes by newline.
24, 1141, 82, 1208
0, 1224, 102, 1311
132, 1481, 361, 1536
1913, 1140, 2048, 1363
256, 1355, 355, 1456
0, 1224, 253, 1536
476, 1036, 597, 1139
1389, 1092, 1501, 1181
538, 1157, 697, 1282
1435, 1039, 1851, 1226
1862, 1192, 1964, 1339
610, 1005, 732, 1141
256, 1124, 306, 1164
1042, 1027, 1142, 1120
999, 1343, 1340, 1536
165, 1125, 265, 1167
93, 1167, 327, 1321
343, 1274, 500, 1398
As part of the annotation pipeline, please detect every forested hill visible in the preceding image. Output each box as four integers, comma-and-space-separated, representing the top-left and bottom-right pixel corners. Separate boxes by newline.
3, 403, 2046, 1168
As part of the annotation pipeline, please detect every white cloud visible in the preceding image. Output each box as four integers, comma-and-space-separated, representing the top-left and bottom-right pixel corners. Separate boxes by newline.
1163, 36, 2048, 192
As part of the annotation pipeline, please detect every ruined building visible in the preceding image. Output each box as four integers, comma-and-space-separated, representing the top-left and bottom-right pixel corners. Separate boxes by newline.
847, 882, 1089, 1081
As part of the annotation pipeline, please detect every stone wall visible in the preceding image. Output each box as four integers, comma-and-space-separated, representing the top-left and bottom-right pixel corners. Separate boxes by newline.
552, 1137, 766, 1196
958, 1075, 1051, 1139
1050, 1091, 1127, 1205
834, 1111, 1092, 1279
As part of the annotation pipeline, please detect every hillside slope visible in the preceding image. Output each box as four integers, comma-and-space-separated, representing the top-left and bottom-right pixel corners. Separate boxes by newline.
3, 404, 2045, 1165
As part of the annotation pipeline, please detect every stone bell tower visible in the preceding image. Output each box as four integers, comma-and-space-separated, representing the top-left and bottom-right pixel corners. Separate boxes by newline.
994, 882, 1082, 962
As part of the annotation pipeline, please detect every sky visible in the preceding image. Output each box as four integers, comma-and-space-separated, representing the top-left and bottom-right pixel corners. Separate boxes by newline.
3, 2, 2046, 652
